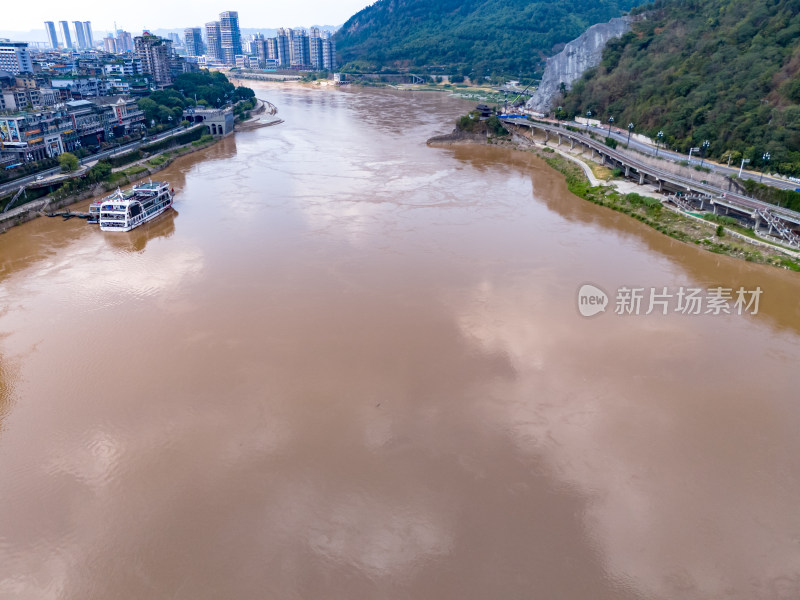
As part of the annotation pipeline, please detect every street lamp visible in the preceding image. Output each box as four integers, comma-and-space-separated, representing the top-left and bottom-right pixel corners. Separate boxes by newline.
700, 140, 710, 167
626, 122, 634, 147
608, 116, 614, 135
656, 130, 664, 156
760, 152, 770, 182
585, 110, 592, 131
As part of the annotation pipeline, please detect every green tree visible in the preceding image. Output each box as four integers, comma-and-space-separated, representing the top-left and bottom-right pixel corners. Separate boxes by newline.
234, 86, 255, 100
721, 150, 742, 166
87, 161, 112, 182
157, 105, 175, 124
58, 152, 79, 173
137, 98, 159, 124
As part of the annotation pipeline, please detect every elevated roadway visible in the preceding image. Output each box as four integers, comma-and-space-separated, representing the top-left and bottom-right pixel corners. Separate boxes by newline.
506, 118, 800, 232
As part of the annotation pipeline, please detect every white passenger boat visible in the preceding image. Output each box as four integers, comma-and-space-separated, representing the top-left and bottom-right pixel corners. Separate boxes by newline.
87, 198, 102, 223
99, 181, 174, 232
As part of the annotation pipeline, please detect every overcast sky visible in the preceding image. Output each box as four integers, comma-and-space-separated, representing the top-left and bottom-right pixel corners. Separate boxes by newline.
6, 0, 373, 33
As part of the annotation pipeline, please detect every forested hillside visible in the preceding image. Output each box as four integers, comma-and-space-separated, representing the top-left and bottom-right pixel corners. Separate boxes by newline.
334, 0, 640, 78
560, 0, 800, 175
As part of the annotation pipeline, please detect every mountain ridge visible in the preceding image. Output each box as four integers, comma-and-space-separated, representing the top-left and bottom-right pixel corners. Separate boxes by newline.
334, 0, 641, 78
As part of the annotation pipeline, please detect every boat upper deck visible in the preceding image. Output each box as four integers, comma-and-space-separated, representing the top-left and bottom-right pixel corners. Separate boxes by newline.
134, 181, 169, 193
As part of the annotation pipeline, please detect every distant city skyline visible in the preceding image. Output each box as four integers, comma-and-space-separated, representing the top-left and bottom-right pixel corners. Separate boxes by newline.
4, 1, 371, 34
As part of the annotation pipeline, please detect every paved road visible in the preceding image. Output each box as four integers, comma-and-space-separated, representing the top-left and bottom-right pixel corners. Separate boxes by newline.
0, 125, 200, 197
576, 121, 799, 192
507, 118, 800, 226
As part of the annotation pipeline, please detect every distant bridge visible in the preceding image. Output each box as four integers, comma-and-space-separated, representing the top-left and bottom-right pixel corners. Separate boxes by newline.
345, 73, 426, 84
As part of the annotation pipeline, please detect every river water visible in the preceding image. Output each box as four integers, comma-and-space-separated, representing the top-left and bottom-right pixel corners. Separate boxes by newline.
1, 85, 800, 600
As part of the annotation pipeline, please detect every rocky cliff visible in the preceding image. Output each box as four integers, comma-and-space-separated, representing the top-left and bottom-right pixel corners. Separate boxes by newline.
526, 16, 632, 114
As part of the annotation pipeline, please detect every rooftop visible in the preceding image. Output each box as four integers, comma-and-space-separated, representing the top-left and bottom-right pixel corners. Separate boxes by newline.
65, 99, 94, 108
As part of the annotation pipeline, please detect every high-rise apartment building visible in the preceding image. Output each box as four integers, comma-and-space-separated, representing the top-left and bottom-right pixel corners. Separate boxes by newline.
253, 38, 267, 68
184, 28, 204, 57
291, 29, 310, 68
84, 22, 94, 48
44, 22, 59, 49
104, 36, 117, 54
275, 28, 290, 67
116, 30, 134, 53
321, 31, 336, 71
73, 21, 87, 49
287, 28, 296, 65
219, 11, 242, 65
135, 34, 173, 86
266, 37, 278, 62
309, 28, 322, 70
205, 21, 223, 62
59, 21, 73, 49
0, 42, 33, 74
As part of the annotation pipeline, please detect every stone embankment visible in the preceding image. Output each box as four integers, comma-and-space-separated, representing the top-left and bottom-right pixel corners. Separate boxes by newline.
426, 128, 489, 145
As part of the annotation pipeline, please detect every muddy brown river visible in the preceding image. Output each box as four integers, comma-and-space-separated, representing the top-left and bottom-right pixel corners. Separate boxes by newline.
1, 85, 800, 599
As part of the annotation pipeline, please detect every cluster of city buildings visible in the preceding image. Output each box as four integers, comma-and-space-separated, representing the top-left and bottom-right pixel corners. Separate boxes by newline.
247, 27, 336, 71
182, 12, 336, 71
0, 9, 339, 168
0, 86, 145, 165
44, 20, 95, 51
0, 37, 156, 166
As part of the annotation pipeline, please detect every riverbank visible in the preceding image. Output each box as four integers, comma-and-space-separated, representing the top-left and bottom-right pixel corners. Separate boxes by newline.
229, 74, 507, 104
0, 99, 282, 234
429, 126, 800, 271
0, 131, 217, 234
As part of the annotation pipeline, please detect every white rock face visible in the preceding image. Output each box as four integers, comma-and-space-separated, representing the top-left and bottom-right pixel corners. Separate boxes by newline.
526, 16, 632, 114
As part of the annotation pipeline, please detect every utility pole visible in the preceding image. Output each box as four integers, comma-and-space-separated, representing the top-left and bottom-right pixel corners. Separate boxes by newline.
738, 158, 750, 177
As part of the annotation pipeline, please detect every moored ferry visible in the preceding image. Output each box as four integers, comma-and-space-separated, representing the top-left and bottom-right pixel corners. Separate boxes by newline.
99, 181, 174, 232
87, 198, 103, 223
